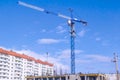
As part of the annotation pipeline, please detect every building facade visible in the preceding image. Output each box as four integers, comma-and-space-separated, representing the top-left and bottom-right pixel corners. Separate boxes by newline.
0, 48, 54, 80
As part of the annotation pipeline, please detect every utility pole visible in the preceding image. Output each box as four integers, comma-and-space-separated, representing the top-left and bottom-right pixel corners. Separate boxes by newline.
112, 53, 119, 80
46, 52, 48, 76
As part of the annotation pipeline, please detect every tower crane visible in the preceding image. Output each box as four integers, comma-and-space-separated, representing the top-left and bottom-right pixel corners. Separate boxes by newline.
18, 1, 87, 74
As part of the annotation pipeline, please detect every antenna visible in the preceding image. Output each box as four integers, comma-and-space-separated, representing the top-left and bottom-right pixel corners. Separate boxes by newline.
46, 52, 48, 62
18, 1, 87, 74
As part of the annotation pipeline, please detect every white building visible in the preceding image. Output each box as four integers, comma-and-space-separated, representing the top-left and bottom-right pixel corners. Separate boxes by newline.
0, 48, 54, 80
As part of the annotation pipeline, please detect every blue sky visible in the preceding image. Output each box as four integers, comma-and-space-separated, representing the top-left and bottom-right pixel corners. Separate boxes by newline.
0, 0, 120, 74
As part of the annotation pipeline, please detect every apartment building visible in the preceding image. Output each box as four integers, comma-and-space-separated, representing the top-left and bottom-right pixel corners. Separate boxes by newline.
0, 48, 54, 80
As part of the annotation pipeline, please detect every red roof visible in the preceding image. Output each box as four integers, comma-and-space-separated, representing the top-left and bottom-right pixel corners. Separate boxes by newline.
0, 48, 53, 66
43, 61, 54, 66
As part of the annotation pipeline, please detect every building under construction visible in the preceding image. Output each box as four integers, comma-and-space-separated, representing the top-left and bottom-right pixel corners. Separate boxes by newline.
26, 73, 107, 80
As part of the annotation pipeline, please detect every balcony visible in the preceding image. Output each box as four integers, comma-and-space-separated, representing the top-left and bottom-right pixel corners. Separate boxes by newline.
0, 61, 9, 66
15, 59, 23, 63
14, 68, 22, 72
0, 65, 9, 70
0, 56, 9, 60
0, 73, 9, 77
0, 59, 9, 63
0, 69, 9, 73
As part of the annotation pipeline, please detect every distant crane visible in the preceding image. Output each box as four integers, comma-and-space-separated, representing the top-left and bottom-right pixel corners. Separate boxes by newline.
18, 1, 87, 74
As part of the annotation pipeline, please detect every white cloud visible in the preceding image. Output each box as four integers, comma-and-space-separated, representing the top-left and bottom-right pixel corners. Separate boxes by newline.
58, 49, 83, 59
54, 49, 83, 73
101, 40, 110, 46
95, 37, 101, 41
14, 49, 45, 60
0, 46, 11, 51
37, 38, 61, 44
76, 59, 91, 64
78, 29, 86, 37
86, 54, 111, 62
56, 26, 67, 33
41, 29, 46, 33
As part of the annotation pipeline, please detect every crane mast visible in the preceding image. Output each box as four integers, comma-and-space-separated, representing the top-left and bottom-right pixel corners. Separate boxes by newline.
70, 24, 75, 74
68, 8, 75, 74
18, 1, 87, 74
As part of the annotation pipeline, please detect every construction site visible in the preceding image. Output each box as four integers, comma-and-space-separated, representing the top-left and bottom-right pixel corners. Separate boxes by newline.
1, 1, 119, 80
17, 1, 120, 80
0, 0, 120, 80
26, 74, 107, 80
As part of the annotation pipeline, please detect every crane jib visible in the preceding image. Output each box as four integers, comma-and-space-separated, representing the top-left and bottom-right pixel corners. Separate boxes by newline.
18, 1, 87, 23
